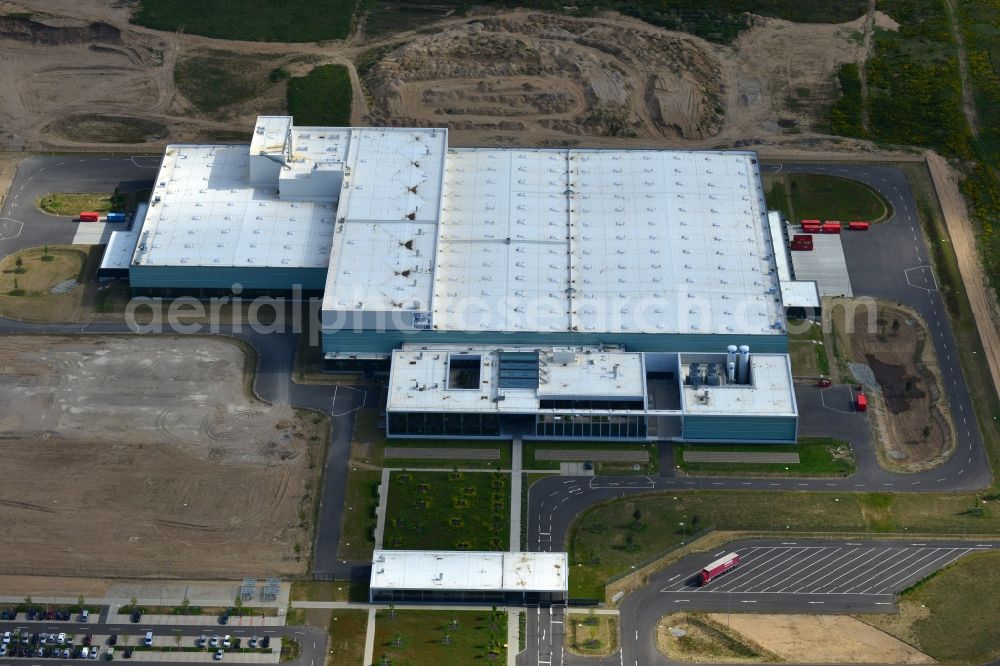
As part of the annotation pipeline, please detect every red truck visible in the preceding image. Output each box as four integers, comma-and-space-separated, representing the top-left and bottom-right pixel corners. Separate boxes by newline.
848, 221, 870, 231
79, 211, 100, 222
698, 552, 741, 586
801, 222, 821, 233
822, 221, 842, 234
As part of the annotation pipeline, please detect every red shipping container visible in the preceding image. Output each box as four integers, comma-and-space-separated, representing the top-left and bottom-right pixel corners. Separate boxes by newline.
800, 219, 820, 226
79, 211, 99, 222
699, 553, 741, 585
822, 222, 842, 234
792, 234, 813, 242
848, 221, 870, 231
856, 393, 868, 411
801, 224, 821, 233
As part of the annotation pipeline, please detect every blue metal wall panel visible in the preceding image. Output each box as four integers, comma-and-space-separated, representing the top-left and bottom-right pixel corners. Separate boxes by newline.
322, 329, 788, 355
682, 415, 797, 444
130, 266, 327, 291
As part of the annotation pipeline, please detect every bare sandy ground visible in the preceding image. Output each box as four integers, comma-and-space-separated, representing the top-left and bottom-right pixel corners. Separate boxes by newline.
0, 335, 321, 578
926, 151, 1000, 403
706, 613, 933, 664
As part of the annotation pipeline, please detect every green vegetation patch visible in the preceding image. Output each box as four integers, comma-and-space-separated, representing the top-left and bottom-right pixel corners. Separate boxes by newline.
37, 193, 114, 216
327, 609, 368, 666
373, 609, 506, 664
787, 317, 829, 376
783, 173, 890, 222
861, 551, 1000, 664
287, 65, 353, 127
134, 0, 357, 42
174, 50, 280, 115
830, 63, 866, 137
568, 490, 1000, 598
868, 0, 970, 157
384, 470, 509, 551
674, 437, 856, 478
337, 468, 381, 561
383, 440, 512, 470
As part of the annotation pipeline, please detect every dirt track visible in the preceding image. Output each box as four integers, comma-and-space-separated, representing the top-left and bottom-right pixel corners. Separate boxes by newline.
926, 154, 1000, 405
0, 335, 322, 578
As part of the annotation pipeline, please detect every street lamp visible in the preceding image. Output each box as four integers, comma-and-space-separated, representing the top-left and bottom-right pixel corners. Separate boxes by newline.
679, 522, 685, 537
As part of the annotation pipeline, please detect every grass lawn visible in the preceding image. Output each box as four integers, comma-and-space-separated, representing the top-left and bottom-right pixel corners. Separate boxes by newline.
523, 441, 659, 475
133, 0, 357, 42
787, 317, 829, 377
373, 609, 506, 665
859, 551, 1000, 664
762, 173, 890, 223
327, 609, 368, 666
337, 468, 381, 561
384, 440, 512, 470
567, 490, 1000, 598
36, 193, 114, 216
565, 614, 618, 657
287, 65, 352, 126
0, 245, 90, 321
290, 580, 368, 603
174, 50, 282, 116
383, 470, 509, 551
674, 438, 856, 478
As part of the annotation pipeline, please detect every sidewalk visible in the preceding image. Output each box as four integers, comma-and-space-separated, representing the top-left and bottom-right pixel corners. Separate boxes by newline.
510, 436, 523, 552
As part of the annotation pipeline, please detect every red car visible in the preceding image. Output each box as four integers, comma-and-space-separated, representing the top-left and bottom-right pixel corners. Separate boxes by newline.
816, 378, 832, 387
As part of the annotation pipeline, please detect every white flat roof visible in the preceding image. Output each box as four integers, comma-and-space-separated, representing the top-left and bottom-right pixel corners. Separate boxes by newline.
431, 148, 784, 335
682, 353, 796, 416
99, 204, 146, 271
386, 346, 646, 413
132, 144, 335, 269
371, 550, 568, 593
322, 128, 447, 313
540, 349, 645, 398
766, 212, 821, 309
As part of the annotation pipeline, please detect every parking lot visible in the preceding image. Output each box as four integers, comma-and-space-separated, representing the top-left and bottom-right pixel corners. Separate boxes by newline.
661, 542, 987, 597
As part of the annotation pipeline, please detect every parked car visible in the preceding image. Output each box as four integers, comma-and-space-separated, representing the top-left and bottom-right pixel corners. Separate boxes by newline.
58, 633, 67, 645
209, 636, 219, 648
63, 648, 73, 658
248, 637, 257, 649
218, 612, 229, 626
214, 649, 224, 661
143, 632, 153, 647
260, 636, 270, 649
81, 609, 89, 622
0, 645, 7, 657
27, 608, 38, 621
106, 647, 114, 661
222, 635, 231, 649
88, 646, 98, 659
2, 631, 10, 645
130, 610, 142, 624
196, 636, 207, 648
81, 647, 90, 659
83, 634, 93, 646
108, 634, 118, 646
123, 646, 133, 659
233, 638, 241, 650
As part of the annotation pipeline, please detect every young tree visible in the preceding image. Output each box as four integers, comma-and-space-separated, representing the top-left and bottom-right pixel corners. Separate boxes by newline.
14, 255, 23, 272
392, 631, 404, 648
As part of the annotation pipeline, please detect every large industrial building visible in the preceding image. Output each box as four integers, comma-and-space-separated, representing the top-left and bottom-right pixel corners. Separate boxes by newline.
106, 115, 813, 444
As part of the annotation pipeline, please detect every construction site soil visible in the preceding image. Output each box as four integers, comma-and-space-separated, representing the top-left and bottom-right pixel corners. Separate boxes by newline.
838, 302, 956, 472
0, 335, 322, 578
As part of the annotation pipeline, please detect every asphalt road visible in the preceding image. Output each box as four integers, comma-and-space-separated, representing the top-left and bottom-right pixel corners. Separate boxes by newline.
0, 155, 159, 259
0, 615, 326, 666
616, 538, 1000, 666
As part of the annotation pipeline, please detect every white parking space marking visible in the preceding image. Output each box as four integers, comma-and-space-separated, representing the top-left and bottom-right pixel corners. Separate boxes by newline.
659, 546, 986, 598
